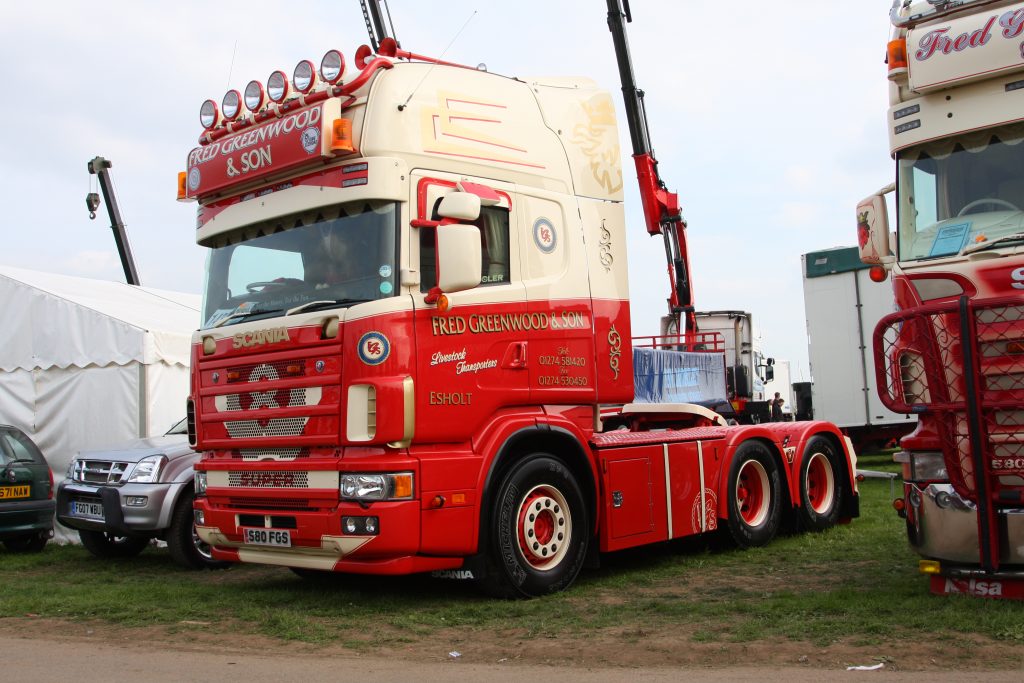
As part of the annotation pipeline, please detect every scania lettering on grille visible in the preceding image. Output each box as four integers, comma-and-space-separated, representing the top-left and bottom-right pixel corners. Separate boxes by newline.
233, 328, 290, 349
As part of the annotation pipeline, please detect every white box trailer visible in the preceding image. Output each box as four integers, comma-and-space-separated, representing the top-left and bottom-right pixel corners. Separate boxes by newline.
802, 246, 916, 451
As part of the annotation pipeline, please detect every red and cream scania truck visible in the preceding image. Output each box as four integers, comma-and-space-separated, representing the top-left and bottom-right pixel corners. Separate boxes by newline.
858, 0, 1024, 599
181, 2, 859, 597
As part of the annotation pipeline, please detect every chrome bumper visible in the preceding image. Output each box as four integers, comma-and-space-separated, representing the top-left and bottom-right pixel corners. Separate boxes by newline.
906, 483, 1024, 565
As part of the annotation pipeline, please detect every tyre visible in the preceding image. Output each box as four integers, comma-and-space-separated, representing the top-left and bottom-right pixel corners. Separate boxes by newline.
798, 435, 844, 531
3, 533, 48, 553
167, 492, 230, 570
78, 529, 150, 558
479, 454, 589, 598
725, 441, 782, 548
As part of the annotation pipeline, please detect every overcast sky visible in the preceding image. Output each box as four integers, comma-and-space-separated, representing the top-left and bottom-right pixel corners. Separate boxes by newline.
1, 1, 895, 382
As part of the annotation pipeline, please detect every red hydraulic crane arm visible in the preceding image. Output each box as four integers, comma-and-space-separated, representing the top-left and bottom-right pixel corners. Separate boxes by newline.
606, 0, 695, 334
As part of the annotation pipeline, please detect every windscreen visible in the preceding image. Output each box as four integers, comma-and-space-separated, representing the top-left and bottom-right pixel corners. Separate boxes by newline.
201, 201, 399, 329
896, 124, 1024, 261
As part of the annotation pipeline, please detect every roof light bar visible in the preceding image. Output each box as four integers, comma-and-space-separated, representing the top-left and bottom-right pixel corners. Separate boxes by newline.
244, 80, 265, 112
320, 49, 346, 84
267, 70, 290, 103
293, 60, 318, 93
199, 99, 220, 130
221, 90, 242, 120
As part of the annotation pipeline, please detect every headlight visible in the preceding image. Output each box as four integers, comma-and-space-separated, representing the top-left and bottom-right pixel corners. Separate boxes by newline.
66, 459, 78, 480
126, 455, 168, 484
195, 471, 207, 496
340, 472, 413, 501
907, 451, 948, 482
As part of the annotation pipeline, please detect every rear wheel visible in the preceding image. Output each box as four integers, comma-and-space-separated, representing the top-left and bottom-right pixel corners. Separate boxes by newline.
3, 533, 48, 553
479, 454, 589, 598
167, 492, 229, 570
725, 441, 782, 547
798, 435, 843, 531
78, 529, 150, 558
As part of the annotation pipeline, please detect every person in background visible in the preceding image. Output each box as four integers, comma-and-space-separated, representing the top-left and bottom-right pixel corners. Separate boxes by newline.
770, 392, 785, 422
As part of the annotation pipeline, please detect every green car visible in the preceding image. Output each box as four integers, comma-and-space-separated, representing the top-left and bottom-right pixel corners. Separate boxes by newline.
0, 425, 55, 552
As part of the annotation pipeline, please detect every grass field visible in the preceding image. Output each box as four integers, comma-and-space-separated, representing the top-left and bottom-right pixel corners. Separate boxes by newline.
2, 453, 1022, 669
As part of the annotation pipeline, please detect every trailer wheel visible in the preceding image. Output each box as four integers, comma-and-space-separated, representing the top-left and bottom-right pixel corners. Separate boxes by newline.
167, 492, 230, 570
479, 454, 589, 598
798, 435, 843, 531
78, 529, 150, 558
725, 441, 782, 547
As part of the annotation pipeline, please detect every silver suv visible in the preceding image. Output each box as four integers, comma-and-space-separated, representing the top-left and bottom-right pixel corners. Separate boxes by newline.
57, 418, 225, 569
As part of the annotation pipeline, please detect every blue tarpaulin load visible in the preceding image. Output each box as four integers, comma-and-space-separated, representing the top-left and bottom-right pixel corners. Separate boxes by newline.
633, 347, 728, 408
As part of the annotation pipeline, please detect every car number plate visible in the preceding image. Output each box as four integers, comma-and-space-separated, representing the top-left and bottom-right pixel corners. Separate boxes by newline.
71, 500, 105, 519
0, 485, 30, 500
242, 528, 291, 547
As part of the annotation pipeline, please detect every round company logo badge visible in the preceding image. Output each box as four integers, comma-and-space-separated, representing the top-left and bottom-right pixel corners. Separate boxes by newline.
187, 167, 201, 192
300, 126, 321, 154
533, 218, 557, 254
357, 331, 390, 366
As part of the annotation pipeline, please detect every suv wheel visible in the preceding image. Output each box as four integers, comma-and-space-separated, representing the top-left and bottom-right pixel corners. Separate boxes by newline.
79, 529, 150, 558
167, 491, 229, 570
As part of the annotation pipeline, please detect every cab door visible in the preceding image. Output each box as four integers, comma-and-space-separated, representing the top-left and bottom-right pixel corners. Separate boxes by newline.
410, 172, 529, 443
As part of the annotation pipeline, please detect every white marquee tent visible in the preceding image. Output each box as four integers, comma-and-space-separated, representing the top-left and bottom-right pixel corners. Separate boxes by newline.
0, 267, 200, 526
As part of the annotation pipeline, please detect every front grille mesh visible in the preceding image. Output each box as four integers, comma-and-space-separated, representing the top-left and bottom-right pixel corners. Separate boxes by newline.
227, 471, 310, 488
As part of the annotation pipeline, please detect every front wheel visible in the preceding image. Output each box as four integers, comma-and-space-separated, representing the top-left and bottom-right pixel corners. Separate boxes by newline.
725, 441, 782, 548
78, 529, 150, 558
167, 492, 230, 570
798, 436, 844, 531
479, 454, 589, 598
3, 533, 48, 553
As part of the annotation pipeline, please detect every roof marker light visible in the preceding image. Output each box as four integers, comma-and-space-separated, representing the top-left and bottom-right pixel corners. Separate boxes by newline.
222, 90, 241, 120
267, 70, 290, 103
320, 49, 346, 83
244, 80, 265, 112
199, 99, 220, 130
293, 60, 317, 93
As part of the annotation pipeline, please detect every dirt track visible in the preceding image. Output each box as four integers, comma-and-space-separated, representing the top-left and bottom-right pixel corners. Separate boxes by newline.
3, 631, 1023, 683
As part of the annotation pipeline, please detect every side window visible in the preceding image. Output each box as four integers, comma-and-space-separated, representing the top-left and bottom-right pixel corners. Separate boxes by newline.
420, 205, 511, 292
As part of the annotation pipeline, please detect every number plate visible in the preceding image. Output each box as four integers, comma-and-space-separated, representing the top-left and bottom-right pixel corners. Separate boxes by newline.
70, 500, 105, 520
242, 528, 292, 547
0, 485, 30, 500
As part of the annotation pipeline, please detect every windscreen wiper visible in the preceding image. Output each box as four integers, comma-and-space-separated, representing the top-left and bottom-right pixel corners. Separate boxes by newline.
962, 231, 1024, 255
213, 307, 283, 328
286, 299, 371, 316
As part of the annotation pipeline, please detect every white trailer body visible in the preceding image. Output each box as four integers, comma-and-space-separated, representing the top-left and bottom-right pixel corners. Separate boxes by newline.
802, 246, 915, 448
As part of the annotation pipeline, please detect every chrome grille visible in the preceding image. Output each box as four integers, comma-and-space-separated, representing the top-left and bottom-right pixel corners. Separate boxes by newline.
71, 460, 129, 484
227, 471, 310, 488
235, 448, 308, 461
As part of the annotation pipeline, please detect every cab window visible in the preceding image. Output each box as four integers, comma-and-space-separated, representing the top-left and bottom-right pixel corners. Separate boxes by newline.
420, 204, 511, 292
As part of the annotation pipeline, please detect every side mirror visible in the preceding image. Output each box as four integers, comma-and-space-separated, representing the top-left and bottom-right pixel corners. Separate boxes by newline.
437, 192, 481, 222
765, 366, 775, 383
437, 223, 482, 293
856, 185, 895, 265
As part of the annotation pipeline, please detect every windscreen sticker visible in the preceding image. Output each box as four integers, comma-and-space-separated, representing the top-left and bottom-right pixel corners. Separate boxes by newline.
930, 222, 971, 256
357, 331, 390, 366
378, 264, 393, 278
379, 281, 393, 295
